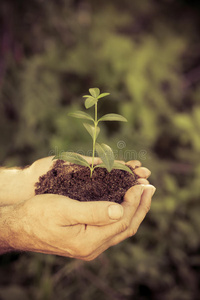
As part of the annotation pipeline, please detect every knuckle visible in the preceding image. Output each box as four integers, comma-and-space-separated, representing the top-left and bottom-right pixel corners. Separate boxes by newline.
144, 204, 151, 214
119, 220, 129, 233
80, 249, 92, 258
134, 160, 142, 166
137, 179, 149, 185
76, 243, 95, 259
128, 226, 138, 237
68, 242, 80, 257
89, 206, 99, 224
82, 253, 96, 261
70, 243, 92, 259
127, 160, 141, 167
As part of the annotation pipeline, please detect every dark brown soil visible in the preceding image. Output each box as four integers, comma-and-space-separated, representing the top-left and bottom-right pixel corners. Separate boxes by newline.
35, 160, 139, 204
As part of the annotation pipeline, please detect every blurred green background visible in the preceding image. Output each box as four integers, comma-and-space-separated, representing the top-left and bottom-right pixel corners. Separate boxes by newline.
0, 0, 200, 299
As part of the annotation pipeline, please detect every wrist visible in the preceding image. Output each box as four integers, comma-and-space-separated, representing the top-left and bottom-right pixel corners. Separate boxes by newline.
0, 204, 16, 254
0, 166, 33, 205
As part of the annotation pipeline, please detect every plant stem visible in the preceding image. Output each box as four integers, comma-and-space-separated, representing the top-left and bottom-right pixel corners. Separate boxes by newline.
90, 101, 98, 177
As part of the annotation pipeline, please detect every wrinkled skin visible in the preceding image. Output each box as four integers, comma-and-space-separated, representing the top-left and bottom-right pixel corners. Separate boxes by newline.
0, 156, 155, 260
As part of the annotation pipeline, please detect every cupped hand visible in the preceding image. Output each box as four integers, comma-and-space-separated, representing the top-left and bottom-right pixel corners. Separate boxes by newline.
8, 184, 156, 260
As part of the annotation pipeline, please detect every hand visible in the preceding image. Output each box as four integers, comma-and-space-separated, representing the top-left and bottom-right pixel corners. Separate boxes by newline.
125, 159, 151, 185
6, 184, 156, 260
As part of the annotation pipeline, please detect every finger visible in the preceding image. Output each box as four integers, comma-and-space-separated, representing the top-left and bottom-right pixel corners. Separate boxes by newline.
31, 156, 56, 177
92, 185, 145, 239
128, 185, 156, 231
134, 167, 151, 178
100, 185, 155, 249
137, 178, 149, 185
81, 185, 145, 258
123, 184, 145, 209
74, 185, 156, 261
112, 184, 145, 234
59, 199, 124, 226
126, 160, 142, 168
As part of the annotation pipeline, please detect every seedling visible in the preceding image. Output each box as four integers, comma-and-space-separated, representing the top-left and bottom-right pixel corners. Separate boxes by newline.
53, 88, 132, 177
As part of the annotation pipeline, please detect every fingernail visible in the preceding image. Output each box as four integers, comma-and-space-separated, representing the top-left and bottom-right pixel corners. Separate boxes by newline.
108, 205, 124, 220
150, 186, 156, 196
145, 185, 156, 196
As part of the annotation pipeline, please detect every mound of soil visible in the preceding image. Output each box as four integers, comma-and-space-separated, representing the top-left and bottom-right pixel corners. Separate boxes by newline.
35, 160, 139, 204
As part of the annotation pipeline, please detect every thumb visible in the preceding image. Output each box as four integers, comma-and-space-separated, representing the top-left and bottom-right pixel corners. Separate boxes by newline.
69, 200, 124, 226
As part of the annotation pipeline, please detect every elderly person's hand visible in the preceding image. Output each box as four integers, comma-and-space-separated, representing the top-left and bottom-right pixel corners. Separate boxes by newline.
0, 184, 155, 260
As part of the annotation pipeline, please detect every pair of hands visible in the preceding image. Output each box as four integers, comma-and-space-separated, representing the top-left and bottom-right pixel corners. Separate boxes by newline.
5, 156, 156, 261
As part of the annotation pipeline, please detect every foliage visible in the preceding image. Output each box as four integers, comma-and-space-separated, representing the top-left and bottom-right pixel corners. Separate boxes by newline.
55, 87, 132, 176
0, 0, 200, 299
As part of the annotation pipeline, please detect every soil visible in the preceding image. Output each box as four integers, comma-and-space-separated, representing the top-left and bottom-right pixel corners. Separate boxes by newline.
35, 160, 139, 204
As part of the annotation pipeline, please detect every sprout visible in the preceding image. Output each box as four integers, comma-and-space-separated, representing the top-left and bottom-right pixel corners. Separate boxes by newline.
53, 88, 132, 177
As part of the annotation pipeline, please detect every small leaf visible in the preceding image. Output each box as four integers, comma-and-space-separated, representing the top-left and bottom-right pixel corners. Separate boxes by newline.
83, 95, 94, 98
83, 123, 100, 139
98, 113, 127, 122
53, 152, 90, 168
112, 162, 133, 174
93, 163, 107, 169
89, 88, 100, 98
85, 97, 97, 109
97, 93, 110, 99
96, 143, 114, 172
68, 111, 94, 121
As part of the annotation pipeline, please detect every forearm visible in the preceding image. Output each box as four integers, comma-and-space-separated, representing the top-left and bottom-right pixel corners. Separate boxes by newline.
0, 204, 15, 254
0, 167, 34, 205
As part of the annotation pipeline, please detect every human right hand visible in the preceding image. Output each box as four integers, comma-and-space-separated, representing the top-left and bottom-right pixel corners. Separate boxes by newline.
3, 184, 156, 260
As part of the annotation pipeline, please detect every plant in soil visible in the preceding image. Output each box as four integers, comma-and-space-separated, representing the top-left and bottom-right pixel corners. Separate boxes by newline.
55, 87, 133, 177
35, 88, 139, 203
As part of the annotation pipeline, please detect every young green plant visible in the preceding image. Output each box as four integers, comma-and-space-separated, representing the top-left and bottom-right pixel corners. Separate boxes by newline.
54, 88, 132, 177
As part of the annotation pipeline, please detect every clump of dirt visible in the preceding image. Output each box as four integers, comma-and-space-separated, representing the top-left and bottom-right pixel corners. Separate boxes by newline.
35, 160, 139, 204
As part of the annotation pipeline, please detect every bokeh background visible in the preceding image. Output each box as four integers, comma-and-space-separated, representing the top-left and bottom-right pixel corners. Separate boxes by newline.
0, 0, 200, 299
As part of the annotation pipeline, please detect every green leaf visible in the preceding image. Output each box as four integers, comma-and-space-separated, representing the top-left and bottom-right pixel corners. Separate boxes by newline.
83, 95, 94, 98
93, 163, 107, 169
89, 88, 100, 98
83, 123, 100, 139
112, 162, 133, 174
98, 113, 127, 122
93, 160, 133, 175
85, 97, 97, 109
95, 143, 114, 172
97, 93, 110, 99
53, 152, 90, 168
68, 111, 94, 121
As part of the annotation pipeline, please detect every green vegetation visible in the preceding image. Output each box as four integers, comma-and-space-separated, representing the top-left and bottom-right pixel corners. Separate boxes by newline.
0, 0, 200, 299
55, 87, 132, 177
